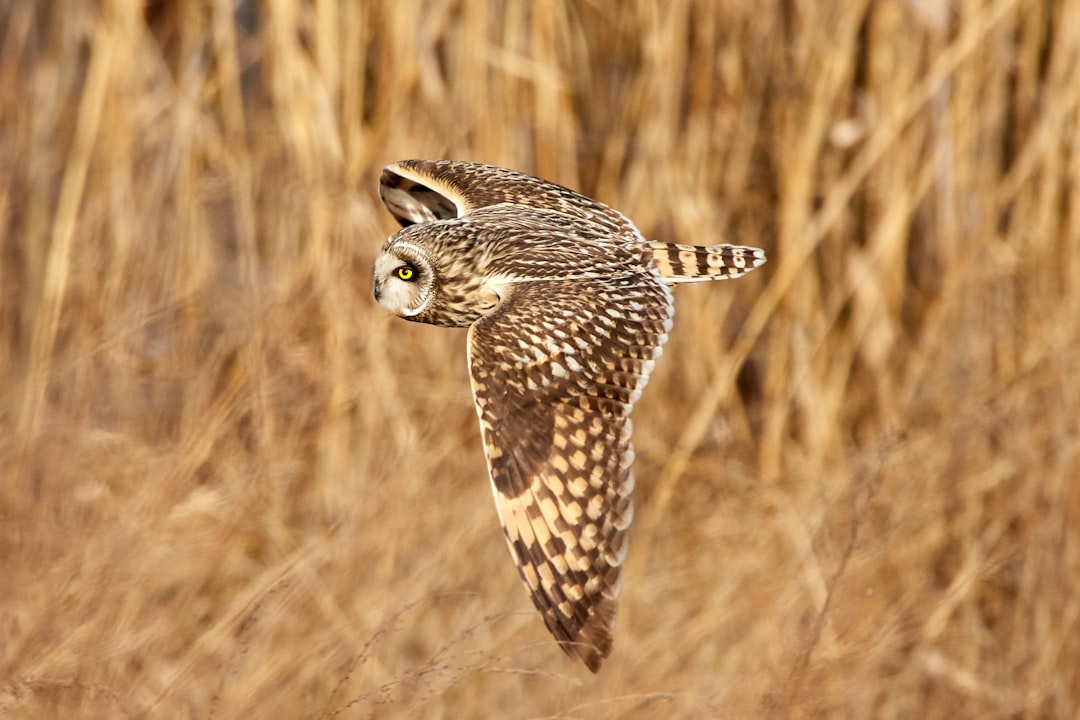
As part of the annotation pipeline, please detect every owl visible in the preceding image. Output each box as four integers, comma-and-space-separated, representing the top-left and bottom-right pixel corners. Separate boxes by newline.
373, 160, 765, 672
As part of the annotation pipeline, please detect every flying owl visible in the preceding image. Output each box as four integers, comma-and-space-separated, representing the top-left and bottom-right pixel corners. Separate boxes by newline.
372, 160, 765, 672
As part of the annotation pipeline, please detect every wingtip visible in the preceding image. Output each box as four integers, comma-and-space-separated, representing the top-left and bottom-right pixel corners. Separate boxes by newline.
582, 650, 605, 674
378, 161, 462, 226
560, 634, 610, 673
557, 596, 617, 673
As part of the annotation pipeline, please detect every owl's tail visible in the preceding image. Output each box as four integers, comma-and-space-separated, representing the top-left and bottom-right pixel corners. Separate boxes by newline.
648, 241, 766, 283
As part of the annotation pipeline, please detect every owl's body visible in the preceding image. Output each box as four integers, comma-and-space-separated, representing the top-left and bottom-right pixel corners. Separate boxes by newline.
373, 160, 765, 672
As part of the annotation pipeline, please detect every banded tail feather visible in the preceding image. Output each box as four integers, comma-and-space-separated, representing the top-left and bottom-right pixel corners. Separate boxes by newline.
649, 241, 766, 283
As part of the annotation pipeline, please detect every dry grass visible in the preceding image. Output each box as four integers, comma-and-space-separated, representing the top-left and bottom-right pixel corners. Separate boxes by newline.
2, 1, 1079, 717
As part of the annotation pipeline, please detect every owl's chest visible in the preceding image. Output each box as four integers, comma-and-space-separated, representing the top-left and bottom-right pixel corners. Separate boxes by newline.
422, 279, 502, 328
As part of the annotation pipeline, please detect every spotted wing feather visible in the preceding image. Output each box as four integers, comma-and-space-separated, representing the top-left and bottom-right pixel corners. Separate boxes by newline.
467, 275, 672, 672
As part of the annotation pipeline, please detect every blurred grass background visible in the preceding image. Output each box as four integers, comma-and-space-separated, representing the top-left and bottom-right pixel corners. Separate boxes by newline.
2, 0, 1078, 717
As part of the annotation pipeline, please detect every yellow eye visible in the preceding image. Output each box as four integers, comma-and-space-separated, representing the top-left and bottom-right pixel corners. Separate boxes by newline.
396, 266, 415, 281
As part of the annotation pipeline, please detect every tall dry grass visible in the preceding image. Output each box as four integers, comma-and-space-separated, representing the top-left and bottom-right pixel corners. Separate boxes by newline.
2, 1, 1078, 717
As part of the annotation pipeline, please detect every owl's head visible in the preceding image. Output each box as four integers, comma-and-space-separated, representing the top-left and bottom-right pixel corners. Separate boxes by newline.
373, 237, 436, 319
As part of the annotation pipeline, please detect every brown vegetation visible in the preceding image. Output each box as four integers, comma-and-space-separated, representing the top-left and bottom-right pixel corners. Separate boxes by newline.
2, 1, 1078, 717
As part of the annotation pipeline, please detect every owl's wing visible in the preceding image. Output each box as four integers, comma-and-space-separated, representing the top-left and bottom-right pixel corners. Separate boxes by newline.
379, 160, 640, 238
467, 273, 673, 672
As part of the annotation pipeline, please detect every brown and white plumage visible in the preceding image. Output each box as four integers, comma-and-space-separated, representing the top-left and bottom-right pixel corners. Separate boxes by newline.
372, 160, 765, 672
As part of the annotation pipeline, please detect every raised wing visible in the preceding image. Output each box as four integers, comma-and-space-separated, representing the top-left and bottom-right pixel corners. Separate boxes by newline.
379, 159, 641, 239
467, 274, 673, 671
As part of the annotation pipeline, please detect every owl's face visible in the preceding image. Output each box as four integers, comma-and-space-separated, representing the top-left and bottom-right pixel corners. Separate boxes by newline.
373, 238, 436, 319
373, 225, 503, 327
